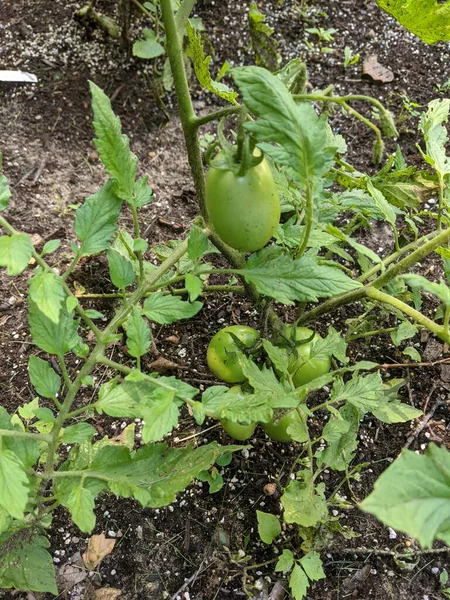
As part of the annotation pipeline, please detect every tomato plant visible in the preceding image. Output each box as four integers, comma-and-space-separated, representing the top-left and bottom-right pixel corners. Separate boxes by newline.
205, 151, 280, 252
207, 325, 260, 383
279, 326, 332, 387
262, 409, 302, 443
220, 385, 257, 441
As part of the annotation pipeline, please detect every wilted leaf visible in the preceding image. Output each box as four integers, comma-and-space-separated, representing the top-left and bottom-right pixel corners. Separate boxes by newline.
82, 534, 116, 570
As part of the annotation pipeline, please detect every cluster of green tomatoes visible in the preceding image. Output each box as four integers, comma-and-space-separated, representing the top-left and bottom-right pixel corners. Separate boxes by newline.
207, 325, 332, 442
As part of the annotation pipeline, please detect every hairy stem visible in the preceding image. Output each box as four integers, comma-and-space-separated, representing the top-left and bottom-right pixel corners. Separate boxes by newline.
295, 181, 313, 259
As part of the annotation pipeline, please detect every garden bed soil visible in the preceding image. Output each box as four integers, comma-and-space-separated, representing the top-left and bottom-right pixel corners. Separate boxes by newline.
1, 0, 450, 598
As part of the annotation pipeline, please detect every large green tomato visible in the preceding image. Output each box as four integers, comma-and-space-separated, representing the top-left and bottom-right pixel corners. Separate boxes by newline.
207, 325, 260, 383
205, 153, 280, 252
280, 326, 332, 388
220, 385, 257, 441
263, 410, 302, 443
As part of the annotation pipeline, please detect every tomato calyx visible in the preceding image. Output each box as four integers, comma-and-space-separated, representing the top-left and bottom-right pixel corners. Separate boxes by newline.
206, 117, 263, 176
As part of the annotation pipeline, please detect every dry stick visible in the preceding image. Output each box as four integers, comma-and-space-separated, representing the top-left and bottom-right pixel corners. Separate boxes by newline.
336, 546, 450, 557
376, 357, 450, 370
404, 388, 443, 450
169, 559, 212, 600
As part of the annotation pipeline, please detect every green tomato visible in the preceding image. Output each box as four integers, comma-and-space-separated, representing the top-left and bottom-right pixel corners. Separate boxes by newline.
205, 153, 280, 252
220, 385, 257, 441
281, 326, 331, 388
263, 410, 302, 443
207, 325, 260, 383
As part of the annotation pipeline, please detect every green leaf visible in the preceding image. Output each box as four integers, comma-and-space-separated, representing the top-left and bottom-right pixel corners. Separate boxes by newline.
187, 224, 209, 261
29, 270, 65, 324
299, 552, 325, 581
418, 99, 450, 177
0, 533, 57, 594
0, 175, 11, 211
402, 273, 450, 307
28, 302, 81, 357
0, 449, 29, 519
125, 306, 151, 358
107, 248, 136, 289
66, 483, 96, 532
18, 398, 40, 421
185, 273, 203, 302
366, 180, 396, 226
275, 549, 294, 574
74, 181, 122, 256
186, 22, 238, 105
248, 1, 280, 71
239, 247, 361, 305
377, 1, 450, 46
0, 234, 34, 275
89, 82, 138, 200
318, 404, 359, 471
331, 371, 385, 412
361, 444, 450, 548
282, 474, 328, 528
262, 339, 289, 373
256, 510, 281, 544
391, 320, 418, 346
132, 175, 153, 208
132, 29, 165, 59
0, 407, 39, 468
403, 346, 421, 362
231, 66, 338, 189
197, 467, 224, 493
41, 239, 61, 256
142, 292, 202, 324
289, 564, 309, 600
202, 385, 274, 424
28, 356, 61, 399
84, 309, 105, 319
62, 423, 97, 444
88, 441, 243, 508
34, 408, 55, 423
372, 400, 422, 424
141, 389, 179, 442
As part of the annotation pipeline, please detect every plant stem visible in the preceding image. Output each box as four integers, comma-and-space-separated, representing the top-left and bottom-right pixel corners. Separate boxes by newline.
296, 181, 313, 259
130, 204, 144, 281
130, 0, 154, 20
358, 231, 439, 283
74, 284, 246, 299
445, 306, 450, 337
300, 226, 450, 326
345, 327, 397, 342
160, 0, 207, 219
58, 356, 73, 392
438, 172, 445, 229
0, 429, 52, 442
192, 106, 242, 130
365, 287, 450, 343
335, 546, 450, 557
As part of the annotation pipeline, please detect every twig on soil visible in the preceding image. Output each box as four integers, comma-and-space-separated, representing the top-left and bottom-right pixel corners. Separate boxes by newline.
336, 546, 450, 557
31, 158, 46, 185
169, 559, 212, 600
404, 388, 443, 450
375, 357, 450, 370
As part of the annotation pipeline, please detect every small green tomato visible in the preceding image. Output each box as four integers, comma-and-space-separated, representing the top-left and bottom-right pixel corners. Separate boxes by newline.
220, 385, 257, 441
207, 325, 260, 383
262, 410, 302, 443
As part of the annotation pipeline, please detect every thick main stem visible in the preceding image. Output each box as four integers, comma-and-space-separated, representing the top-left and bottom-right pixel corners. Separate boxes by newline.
160, 0, 207, 219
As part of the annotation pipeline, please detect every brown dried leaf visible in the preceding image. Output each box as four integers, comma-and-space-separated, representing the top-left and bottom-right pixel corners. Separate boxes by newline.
149, 356, 179, 373
82, 534, 116, 570
362, 54, 394, 82
94, 588, 123, 600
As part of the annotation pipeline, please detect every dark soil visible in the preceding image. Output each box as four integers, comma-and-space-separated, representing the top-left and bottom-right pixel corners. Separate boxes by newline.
1, 0, 450, 599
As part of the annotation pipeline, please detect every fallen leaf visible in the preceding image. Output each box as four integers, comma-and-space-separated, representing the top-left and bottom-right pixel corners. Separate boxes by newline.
148, 356, 180, 373
363, 54, 394, 82
82, 534, 116, 570
58, 552, 87, 589
94, 588, 123, 600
